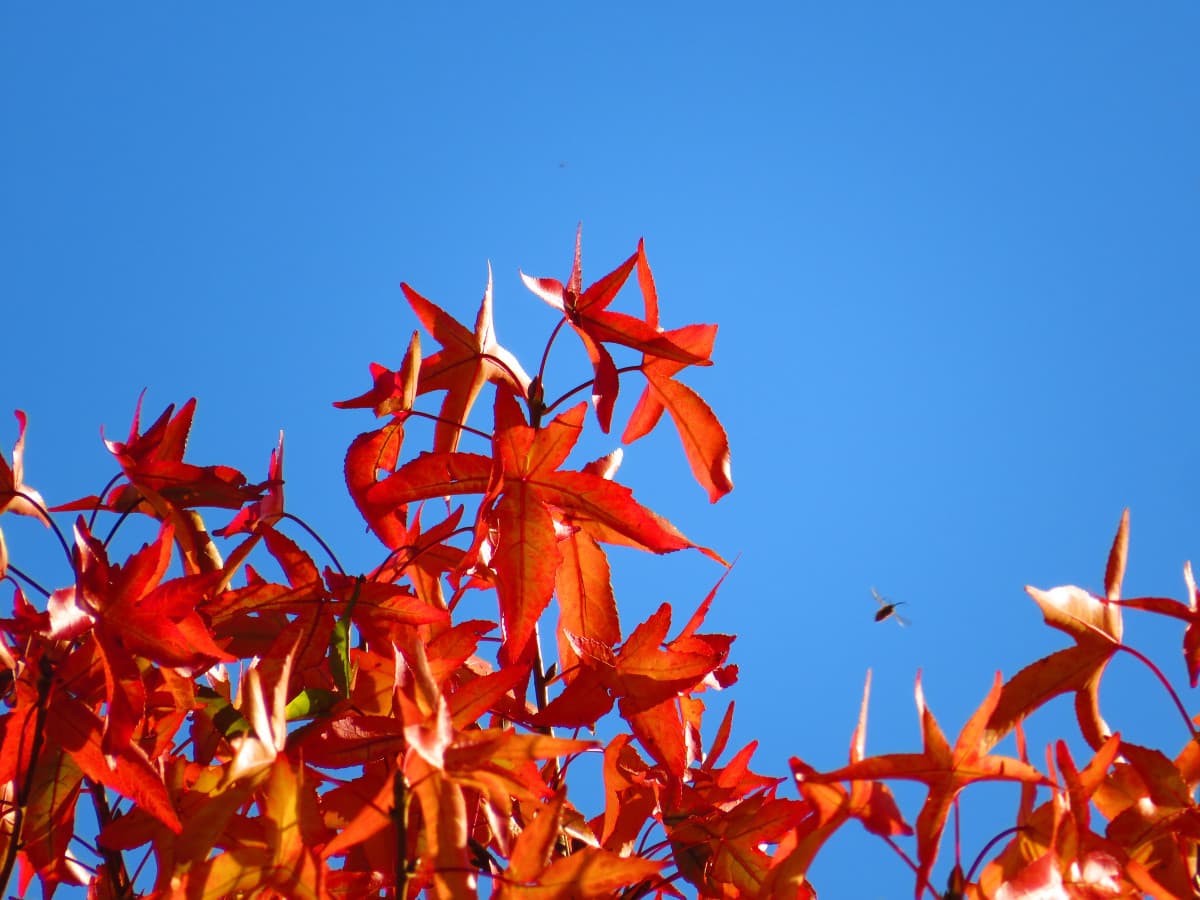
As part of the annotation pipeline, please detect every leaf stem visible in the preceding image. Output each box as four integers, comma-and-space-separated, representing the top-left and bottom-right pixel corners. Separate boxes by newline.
87, 473, 125, 531
1115, 642, 1199, 738
410, 410, 493, 443
4, 563, 50, 598
479, 353, 529, 396
542, 365, 644, 418
102, 505, 139, 547
281, 512, 345, 575
373, 525, 475, 585
536, 319, 569, 397
966, 825, 1026, 883
15, 490, 73, 566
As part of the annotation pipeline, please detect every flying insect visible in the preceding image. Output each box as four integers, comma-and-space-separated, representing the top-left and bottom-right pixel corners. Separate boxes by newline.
872, 587, 909, 626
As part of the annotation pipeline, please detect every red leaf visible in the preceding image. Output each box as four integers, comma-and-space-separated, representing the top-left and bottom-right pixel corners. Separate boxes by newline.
366, 450, 493, 511
48, 697, 182, 834
1104, 508, 1130, 602
634, 374, 733, 504
215, 432, 284, 536
56, 396, 260, 515
0, 410, 50, 523
984, 511, 1128, 750
493, 486, 561, 665
505, 799, 666, 900
401, 268, 531, 453
343, 423, 407, 548
554, 525, 620, 683
520, 228, 710, 432
333, 329, 422, 418
620, 695, 688, 777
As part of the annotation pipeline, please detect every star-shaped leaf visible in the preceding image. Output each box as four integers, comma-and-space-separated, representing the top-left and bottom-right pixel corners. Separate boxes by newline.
401, 267, 531, 453
622, 242, 732, 502
368, 394, 703, 664
983, 510, 1128, 752
806, 671, 1050, 898
520, 227, 710, 432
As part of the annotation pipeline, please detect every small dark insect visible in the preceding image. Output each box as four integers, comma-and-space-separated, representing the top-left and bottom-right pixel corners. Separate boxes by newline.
872, 587, 909, 626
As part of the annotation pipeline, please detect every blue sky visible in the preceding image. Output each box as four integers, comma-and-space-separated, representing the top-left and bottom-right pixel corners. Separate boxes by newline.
4, 5, 1200, 897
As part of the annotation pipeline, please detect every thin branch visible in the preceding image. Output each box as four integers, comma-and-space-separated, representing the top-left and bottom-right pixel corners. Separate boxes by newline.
393, 767, 409, 899
409, 410, 492, 443
531, 623, 554, 737
281, 512, 346, 575
966, 825, 1027, 883
102, 504, 142, 548
373, 526, 475, 584
15, 490, 73, 565
1116, 642, 1199, 738
4, 564, 50, 598
86, 780, 133, 897
542, 365, 643, 418
536, 319, 569, 396
87, 474, 126, 531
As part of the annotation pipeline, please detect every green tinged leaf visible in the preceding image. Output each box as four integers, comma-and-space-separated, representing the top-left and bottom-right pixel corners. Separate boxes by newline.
331, 576, 363, 696
285, 687, 337, 721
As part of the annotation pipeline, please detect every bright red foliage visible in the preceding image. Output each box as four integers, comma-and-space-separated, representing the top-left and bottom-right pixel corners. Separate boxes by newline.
2, 233, 1200, 898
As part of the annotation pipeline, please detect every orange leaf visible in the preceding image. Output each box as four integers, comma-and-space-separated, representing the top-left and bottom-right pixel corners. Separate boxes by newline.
521, 228, 709, 432
517, 847, 664, 899
21, 746, 88, 891
401, 267, 531, 453
493, 486, 561, 665
555, 524, 620, 683
638, 374, 733, 504
807, 671, 1048, 898
983, 584, 1122, 752
47, 697, 182, 834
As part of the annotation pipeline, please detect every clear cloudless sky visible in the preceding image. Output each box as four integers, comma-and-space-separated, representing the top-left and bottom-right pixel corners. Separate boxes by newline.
3, 5, 1200, 898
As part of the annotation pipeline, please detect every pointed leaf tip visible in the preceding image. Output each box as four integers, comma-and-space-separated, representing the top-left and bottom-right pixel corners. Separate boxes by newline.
1104, 508, 1130, 603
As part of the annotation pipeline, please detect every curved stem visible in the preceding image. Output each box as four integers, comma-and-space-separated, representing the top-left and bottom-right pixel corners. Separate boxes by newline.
128, 845, 154, 893
372, 526, 476, 583
280, 512, 345, 575
410, 410, 492, 443
87, 474, 125, 531
479, 353, 529, 395
623, 871, 683, 899
966, 825, 1026, 883
1116, 642, 1199, 738
102, 504, 141, 548
542, 365, 643, 418
15, 490, 73, 567
536, 319, 569, 391
877, 833, 931, 895
5, 564, 50, 598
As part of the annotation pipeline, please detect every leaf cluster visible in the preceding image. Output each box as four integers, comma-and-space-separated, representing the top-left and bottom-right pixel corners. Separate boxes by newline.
3, 231, 1200, 899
